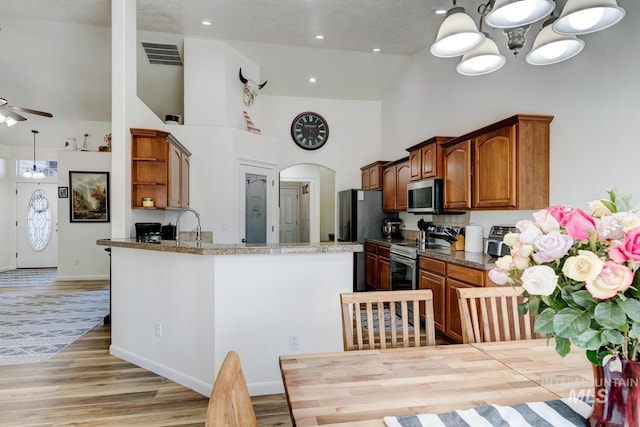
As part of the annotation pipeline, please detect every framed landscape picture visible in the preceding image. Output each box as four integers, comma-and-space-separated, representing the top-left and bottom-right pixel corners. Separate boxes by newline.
69, 171, 110, 222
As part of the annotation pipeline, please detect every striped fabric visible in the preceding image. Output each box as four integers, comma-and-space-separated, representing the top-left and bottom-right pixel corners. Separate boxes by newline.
384, 398, 593, 427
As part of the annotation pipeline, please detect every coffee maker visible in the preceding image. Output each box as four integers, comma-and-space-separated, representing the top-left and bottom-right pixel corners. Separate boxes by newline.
382, 218, 403, 239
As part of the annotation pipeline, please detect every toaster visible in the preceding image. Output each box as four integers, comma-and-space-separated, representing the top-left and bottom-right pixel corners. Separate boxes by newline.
485, 225, 519, 258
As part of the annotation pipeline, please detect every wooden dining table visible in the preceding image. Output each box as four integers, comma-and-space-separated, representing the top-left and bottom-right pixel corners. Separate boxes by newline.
279, 339, 594, 426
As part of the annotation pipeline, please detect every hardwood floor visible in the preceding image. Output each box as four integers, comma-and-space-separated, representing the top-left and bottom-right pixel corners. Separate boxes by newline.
0, 279, 292, 427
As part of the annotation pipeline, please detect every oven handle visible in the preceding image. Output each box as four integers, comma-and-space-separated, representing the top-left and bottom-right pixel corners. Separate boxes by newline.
390, 253, 417, 267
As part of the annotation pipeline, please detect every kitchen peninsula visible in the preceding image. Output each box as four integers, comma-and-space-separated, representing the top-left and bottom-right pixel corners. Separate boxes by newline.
96, 238, 362, 397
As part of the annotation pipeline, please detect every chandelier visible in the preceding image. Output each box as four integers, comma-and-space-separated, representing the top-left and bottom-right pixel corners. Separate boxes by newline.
23, 130, 45, 179
431, 0, 626, 76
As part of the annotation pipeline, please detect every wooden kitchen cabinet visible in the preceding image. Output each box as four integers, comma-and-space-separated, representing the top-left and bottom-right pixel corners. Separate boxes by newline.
365, 242, 391, 291
406, 136, 452, 181
443, 140, 472, 210
419, 257, 446, 330
360, 161, 388, 190
131, 128, 192, 209
382, 158, 410, 212
442, 114, 553, 211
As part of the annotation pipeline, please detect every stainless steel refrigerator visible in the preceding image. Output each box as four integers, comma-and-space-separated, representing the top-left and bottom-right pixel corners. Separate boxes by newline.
338, 189, 398, 291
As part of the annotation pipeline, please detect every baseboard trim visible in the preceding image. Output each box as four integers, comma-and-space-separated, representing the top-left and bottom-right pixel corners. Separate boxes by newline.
109, 345, 285, 397
109, 344, 212, 397
55, 274, 109, 281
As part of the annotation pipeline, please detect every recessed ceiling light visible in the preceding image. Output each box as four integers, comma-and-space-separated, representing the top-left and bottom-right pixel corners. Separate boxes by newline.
434, 9, 447, 15
315, 35, 324, 40
308, 77, 317, 83
202, 20, 212, 26
372, 48, 381, 52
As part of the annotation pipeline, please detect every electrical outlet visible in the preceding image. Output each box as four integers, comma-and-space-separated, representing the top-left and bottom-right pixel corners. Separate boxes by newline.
154, 322, 162, 338
288, 334, 300, 351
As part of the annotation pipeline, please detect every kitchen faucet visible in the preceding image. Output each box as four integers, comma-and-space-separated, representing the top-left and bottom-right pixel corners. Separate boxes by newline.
175, 207, 201, 245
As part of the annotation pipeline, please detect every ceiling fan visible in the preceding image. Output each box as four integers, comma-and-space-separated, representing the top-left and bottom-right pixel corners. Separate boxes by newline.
0, 97, 53, 127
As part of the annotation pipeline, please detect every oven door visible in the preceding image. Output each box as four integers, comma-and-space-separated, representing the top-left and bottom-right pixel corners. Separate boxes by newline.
390, 253, 417, 291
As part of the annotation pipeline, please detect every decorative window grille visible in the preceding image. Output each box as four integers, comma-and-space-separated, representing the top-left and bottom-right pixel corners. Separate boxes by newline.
26, 190, 52, 251
16, 160, 58, 177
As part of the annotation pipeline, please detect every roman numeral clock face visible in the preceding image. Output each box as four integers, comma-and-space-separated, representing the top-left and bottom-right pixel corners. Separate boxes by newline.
291, 112, 329, 150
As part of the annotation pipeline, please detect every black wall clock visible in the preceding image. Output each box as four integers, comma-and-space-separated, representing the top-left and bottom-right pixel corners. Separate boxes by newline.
291, 112, 329, 150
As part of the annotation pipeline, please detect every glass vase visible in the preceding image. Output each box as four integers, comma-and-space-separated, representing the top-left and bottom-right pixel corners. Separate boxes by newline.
588, 359, 640, 427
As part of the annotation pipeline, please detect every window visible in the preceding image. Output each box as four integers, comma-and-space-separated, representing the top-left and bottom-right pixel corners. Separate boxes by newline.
26, 190, 52, 251
16, 160, 58, 177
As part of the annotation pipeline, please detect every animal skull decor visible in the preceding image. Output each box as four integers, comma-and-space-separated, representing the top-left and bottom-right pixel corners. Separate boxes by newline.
238, 68, 268, 107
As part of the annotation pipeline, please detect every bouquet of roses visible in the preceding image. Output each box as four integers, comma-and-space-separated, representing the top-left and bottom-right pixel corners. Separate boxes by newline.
489, 190, 640, 365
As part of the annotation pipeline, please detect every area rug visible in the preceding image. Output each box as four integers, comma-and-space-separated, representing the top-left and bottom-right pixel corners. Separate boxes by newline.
0, 268, 57, 288
360, 305, 414, 332
0, 290, 109, 365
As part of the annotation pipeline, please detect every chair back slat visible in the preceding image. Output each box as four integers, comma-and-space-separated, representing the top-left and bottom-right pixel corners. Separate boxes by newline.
206, 351, 257, 427
340, 290, 436, 350
457, 286, 538, 344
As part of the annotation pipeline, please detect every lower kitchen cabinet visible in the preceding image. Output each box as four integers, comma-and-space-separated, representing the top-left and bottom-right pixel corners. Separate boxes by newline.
445, 279, 475, 343
365, 242, 391, 291
418, 257, 446, 330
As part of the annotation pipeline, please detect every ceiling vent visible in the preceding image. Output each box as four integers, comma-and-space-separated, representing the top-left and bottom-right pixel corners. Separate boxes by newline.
141, 42, 183, 66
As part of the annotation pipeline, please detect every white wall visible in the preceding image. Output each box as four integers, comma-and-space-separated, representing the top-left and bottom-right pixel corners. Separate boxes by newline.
57, 151, 111, 280
381, 2, 640, 236
0, 149, 11, 271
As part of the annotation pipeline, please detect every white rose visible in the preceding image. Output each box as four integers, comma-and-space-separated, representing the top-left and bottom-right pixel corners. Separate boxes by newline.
503, 232, 519, 247
562, 250, 604, 282
495, 255, 513, 271
588, 200, 612, 218
533, 209, 560, 233
521, 265, 558, 296
623, 213, 640, 233
516, 220, 543, 245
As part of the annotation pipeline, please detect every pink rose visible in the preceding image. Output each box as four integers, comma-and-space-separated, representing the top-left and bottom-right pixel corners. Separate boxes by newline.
586, 261, 634, 299
532, 230, 573, 263
615, 227, 640, 262
607, 245, 628, 264
488, 267, 509, 285
546, 206, 567, 224
562, 208, 596, 240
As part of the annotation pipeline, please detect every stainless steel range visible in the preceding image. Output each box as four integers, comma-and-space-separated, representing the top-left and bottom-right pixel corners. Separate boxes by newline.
389, 243, 419, 291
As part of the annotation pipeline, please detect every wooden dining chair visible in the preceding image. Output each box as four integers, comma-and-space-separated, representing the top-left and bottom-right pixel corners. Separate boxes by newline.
457, 286, 538, 344
340, 289, 436, 351
205, 351, 257, 427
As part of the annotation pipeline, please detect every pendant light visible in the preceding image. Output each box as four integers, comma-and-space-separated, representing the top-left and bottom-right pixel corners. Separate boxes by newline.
23, 130, 45, 179
485, 0, 555, 28
431, 2, 485, 58
457, 36, 506, 75
526, 17, 585, 65
552, 0, 625, 35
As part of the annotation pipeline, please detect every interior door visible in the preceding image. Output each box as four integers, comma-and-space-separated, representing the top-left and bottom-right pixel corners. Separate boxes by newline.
279, 186, 300, 243
238, 163, 276, 244
16, 182, 58, 268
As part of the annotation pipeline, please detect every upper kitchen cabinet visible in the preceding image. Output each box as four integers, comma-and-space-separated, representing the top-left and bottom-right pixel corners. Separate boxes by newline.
360, 161, 388, 190
442, 114, 553, 210
382, 158, 410, 212
131, 128, 192, 210
406, 136, 453, 181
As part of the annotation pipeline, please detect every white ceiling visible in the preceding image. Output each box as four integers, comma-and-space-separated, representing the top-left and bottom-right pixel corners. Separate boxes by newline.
0, 0, 575, 147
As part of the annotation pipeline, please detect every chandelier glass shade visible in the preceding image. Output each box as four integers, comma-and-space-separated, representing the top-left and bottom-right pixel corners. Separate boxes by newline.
23, 130, 44, 180
431, 0, 625, 75
553, 0, 625, 35
430, 7, 486, 58
0, 111, 18, 127
485, 0, 555, 28
457, 37, 507, 75
526, 19, 585, 65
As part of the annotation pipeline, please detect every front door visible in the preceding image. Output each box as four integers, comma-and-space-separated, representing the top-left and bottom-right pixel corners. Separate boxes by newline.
16, 182, 58, 268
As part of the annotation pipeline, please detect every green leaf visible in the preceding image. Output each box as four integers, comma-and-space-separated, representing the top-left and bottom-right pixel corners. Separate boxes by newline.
594, 302, 626, 329
572, 329, 603, 350
553, 307, 591, 338
534, 309, 556, 334
555, 337, 571, 357
572, 290, 597, 309
586, 349, 600, 365
617, 298, 640, 322
603, 329, 625, 345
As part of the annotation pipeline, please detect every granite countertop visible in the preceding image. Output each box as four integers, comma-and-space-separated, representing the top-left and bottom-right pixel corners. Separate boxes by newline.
97, 238, 362, 256
366, 238, 496, 270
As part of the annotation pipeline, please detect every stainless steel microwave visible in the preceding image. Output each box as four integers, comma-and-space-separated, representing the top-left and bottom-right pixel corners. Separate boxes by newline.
407, 178, 444, 214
